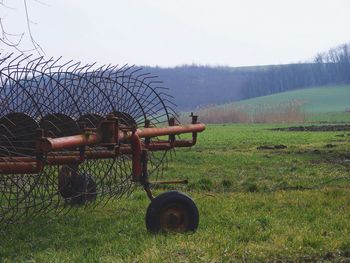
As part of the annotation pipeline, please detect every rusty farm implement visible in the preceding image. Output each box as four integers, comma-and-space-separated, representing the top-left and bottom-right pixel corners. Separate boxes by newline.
0, 54, 205, 232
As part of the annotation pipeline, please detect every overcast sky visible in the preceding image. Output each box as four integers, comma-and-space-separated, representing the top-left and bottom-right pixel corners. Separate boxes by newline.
2, 0, 350, 67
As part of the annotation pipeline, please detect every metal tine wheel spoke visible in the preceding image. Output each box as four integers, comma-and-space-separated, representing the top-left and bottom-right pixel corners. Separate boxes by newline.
0, 53, 177, 226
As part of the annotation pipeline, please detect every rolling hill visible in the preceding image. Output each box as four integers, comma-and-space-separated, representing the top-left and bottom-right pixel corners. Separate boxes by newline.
148, 43, 349, 110
230, 85, 350, 113
192, 85, 350, 123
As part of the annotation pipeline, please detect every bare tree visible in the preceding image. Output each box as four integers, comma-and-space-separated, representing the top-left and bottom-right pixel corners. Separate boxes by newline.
0, 0, 45, 55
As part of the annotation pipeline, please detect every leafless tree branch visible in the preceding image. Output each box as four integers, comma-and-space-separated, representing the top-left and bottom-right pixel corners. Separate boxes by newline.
0, 0, 45, 55
23, 0, 45, 55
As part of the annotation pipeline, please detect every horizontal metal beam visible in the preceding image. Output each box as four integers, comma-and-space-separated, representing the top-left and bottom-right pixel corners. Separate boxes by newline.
136, 123, 205, 138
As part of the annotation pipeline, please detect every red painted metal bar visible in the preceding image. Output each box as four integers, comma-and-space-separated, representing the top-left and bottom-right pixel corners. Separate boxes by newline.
135, 123, 205, 138
0, 138, 197, 174
145, 141, 172, 151
0, 123, 205, 176
129, 132, 142, 181
0, 162, 40, 174
37, 123, 205, 152
39, 132, 101, 152
0, 150, 120, 164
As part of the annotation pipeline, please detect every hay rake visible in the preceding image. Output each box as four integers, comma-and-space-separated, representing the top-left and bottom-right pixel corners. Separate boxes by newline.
0, 54, 205, 232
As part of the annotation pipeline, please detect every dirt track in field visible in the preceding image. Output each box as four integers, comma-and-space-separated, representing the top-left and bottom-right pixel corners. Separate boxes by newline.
272, 124, 350, 132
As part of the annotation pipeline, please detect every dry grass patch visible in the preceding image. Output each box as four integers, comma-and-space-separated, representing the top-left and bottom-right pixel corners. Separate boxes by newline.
185, 100, 306, 124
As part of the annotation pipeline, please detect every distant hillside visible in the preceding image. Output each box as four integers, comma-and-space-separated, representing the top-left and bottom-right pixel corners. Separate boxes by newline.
191, 85, 350, 124
229, 85, 350, 113
144, 43, 350, 111
143, 66, 248, 110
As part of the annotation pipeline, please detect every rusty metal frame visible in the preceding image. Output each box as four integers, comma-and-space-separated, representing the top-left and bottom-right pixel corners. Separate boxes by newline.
0, 115, 205, 185
0, 53, 205, 226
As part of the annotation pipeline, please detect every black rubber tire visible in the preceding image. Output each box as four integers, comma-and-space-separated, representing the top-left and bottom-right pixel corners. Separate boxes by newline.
145, 191, 199, 233
70, 173, 97, 205
58, 167, 97, 205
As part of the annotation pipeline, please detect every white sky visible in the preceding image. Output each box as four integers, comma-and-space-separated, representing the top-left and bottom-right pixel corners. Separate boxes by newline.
2, 0, 350, 67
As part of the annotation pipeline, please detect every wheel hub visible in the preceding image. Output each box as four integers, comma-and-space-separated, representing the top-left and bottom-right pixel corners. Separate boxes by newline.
160, 206, 189, 232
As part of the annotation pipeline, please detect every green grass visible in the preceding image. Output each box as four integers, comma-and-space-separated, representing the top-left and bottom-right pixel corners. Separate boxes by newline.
1, 124, 350, 262
308, 112, 350, 123
232, 85, 350, 114
193, 85, 350, 123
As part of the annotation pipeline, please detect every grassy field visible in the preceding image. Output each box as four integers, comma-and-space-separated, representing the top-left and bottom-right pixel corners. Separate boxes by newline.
1, 124, 350, 262
192, 85, 350, 124
232, 85, 350, 114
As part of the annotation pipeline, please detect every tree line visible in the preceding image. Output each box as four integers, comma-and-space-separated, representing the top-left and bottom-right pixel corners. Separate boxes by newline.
242, 43, 350, 98
145, 43, 350, 110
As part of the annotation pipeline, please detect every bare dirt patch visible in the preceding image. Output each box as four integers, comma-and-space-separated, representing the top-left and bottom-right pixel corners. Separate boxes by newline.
272, 124, 350, 132
257, 144, 287, 150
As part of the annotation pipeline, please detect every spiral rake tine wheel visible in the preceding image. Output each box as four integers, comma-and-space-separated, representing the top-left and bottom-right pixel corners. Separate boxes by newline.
0, 53, 205, 233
